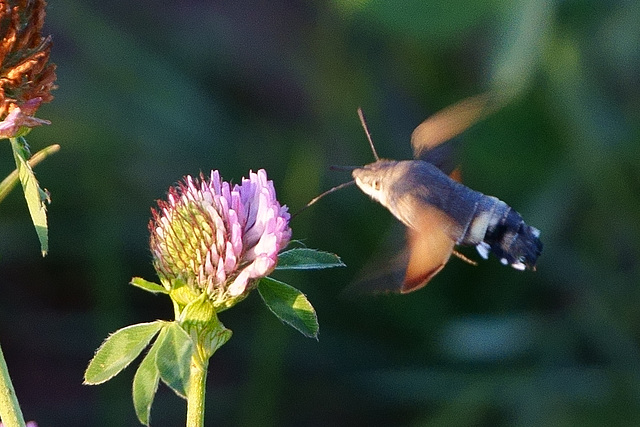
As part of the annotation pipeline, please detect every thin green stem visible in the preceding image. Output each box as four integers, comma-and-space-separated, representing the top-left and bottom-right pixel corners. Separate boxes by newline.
0, 343, 26, 427
185, 354, 208, 427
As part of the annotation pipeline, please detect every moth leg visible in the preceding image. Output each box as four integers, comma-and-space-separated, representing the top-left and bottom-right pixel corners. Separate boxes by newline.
452, 250, 478, 266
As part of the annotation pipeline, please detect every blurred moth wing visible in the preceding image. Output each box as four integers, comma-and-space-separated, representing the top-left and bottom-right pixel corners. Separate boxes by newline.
402, 206, 457, 292
410, 92, 500, 173
346, 208, 456, 295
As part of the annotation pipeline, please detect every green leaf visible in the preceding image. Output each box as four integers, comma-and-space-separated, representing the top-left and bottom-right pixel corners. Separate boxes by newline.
276, 248, 345, 270
0, 144, 59, 205
258, 277, 319, 339
10, 137, 51, 255
132, 329, 164, 426
131, 277, 168, 294
156, 322, 193, 398
84, 321, 164, 385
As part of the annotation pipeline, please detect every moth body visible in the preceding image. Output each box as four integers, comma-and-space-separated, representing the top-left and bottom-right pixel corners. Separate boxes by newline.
312, 96, 544, 293
353, 159, 542, 274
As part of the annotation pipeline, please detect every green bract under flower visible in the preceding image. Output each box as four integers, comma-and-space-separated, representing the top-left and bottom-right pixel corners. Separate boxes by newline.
150, 170, 291, 310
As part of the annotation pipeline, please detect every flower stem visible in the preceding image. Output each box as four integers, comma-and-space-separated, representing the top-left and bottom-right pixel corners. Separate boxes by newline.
185, 354, 208, 427
0, 343, 26, 427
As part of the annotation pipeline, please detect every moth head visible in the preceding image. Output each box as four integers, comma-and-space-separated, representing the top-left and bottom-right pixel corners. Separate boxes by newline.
352, 160, 405, 208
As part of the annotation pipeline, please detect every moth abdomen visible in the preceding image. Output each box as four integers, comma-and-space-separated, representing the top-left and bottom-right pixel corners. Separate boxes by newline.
464, 199, 542, 271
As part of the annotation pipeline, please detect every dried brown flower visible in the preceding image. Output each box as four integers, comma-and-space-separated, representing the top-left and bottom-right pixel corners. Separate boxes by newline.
0, 0, 56, 123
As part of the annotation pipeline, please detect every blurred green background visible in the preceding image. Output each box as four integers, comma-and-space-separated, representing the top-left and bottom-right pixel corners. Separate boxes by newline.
1, 0, 639, 425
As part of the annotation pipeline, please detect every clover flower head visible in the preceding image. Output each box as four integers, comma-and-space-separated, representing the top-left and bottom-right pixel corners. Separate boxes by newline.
0, 0, 57, 136
150, 169, 291, 309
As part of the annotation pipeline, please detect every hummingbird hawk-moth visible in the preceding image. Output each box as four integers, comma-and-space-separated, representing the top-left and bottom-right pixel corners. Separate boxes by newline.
304, 93, 543, 293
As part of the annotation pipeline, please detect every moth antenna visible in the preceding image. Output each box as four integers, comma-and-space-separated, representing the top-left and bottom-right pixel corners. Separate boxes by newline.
357, 107, 380, 161
291, 180, 356, 220
452, 250, 478, 266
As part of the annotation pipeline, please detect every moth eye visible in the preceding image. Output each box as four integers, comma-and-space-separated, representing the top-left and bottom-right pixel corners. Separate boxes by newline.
518, 255, 526, 263
372, 180, 381, 191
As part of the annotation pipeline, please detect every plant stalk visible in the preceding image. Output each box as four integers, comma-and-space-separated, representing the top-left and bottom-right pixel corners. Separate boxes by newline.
0, 343, 26, 427
185, 354, 208, 427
